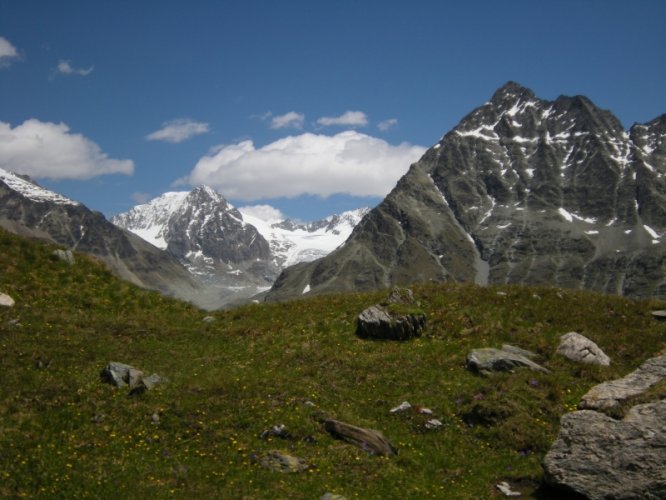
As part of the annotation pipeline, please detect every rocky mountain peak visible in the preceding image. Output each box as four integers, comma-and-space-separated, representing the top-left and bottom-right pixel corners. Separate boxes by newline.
266, 82, 666, 303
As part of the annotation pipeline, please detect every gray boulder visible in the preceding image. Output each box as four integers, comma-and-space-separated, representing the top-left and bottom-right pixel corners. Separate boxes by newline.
324, 419, 396, 456
100, 362, 163, 394
100, 362, 142, 387
466, 346, 549, 375
52, 249, 75, 265
651, 310, 666, 320
579, 355, 666, 411
0, 292, 14, 307
356, 304, 426, 341
556, 332, 610, 366
543, 401, 666, 499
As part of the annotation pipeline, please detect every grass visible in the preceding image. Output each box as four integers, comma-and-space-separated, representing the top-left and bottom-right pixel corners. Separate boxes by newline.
0, 228, 665, 498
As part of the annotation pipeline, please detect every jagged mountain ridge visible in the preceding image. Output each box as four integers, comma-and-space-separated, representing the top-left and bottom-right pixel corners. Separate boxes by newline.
0, 168, 202, 303
266, 82, 666, 301
112, 188, 368, 305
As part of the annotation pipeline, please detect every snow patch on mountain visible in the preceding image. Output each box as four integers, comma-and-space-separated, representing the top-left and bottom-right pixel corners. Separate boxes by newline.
239, 206, 369, 268
0, 168, 79, 206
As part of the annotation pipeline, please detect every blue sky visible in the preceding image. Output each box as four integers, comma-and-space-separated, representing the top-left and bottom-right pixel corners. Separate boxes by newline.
1, 0, 665, 221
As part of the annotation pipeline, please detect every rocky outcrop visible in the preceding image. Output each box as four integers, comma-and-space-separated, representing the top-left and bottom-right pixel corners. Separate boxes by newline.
579, 355, 666, 411
266, 83, 666, 302
556, 332, 611, 366
543, 354, 666, 498
543, 401, 666, 499
466, 346, 549, 375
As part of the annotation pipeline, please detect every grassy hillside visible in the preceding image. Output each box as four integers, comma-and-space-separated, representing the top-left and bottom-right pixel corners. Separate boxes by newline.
1, 228, 665, 499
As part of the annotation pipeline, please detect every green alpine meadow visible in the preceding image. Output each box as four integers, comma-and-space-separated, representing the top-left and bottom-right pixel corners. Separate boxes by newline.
1, 228, 665, 498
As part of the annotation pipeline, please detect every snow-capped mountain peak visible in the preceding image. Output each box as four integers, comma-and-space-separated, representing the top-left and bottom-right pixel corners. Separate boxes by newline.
0, 168, 79, 206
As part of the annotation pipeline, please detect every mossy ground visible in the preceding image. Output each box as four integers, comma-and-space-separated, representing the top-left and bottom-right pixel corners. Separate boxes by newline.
1, 229, 665, 499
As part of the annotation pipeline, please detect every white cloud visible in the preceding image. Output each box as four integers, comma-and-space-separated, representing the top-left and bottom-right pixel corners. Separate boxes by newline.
131, 192, 152, 204
0, 119, 134, 180
317, 111, 368, 127
56, 59, 94, 76
378, 118, 398, 131
271, 111, 305, 130
0, 36, 19, 67
187, 131, 426, 200
238, 204, 285, 222
146, 119, 210, 143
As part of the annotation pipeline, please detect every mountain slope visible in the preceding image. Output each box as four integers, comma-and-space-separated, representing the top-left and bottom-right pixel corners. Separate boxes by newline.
266, 82, 666, 301
112, 188, 368, 306
0, 168, 201, 303
1, 225, 665, 498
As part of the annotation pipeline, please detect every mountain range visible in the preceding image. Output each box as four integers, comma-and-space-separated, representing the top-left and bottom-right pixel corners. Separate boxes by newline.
266, 82, 666, 302
2, 81, 665, 308
111, 189, 367, 307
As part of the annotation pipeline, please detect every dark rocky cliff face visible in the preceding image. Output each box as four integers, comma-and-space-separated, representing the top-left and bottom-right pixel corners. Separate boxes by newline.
0, 176, 201, 303
267, 82, 666, 301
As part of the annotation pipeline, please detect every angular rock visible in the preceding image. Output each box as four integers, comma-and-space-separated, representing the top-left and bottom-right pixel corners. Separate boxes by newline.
389, 401, 412, 414
543, 401, 666, 499
0, 292, 15, 307
202, 315, 216, 323
356, 304, 426, 341
466, 347, 549, 375
651, 310, 666, 320
324, 419, 396, 456
100, 362, 140, 387
579, 355, 666, 411
52, 249, 75, 265
424, 418, 443, 430
496, 481, 522, 497
259, 450, 308, 473
556, 332, 610, 366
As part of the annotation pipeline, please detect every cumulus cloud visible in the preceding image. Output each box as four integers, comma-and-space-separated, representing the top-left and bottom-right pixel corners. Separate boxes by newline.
0, 119, 134, 180
378, 118, 398, 131
238, 204, 285, 222
56, 59, 94, 76
187, 131, 426, 200
270, 111, 305, 130
146, 119, 210, 143
317, 111, 368, 127
0, 36, 19, 67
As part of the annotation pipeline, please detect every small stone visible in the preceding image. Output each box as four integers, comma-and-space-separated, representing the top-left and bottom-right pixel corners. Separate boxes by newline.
202, 316, 215, 323
260, 424, 291, 440
496, 481, 521, 497
0, 292, 15, 307
151, 413, 160, 424
417, 407, 434, 415
100, 362, 137, 387
321, 493, 347, 500
390, 401, 412, 414
425, 418, 443, 430
259, 450, 309, 473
